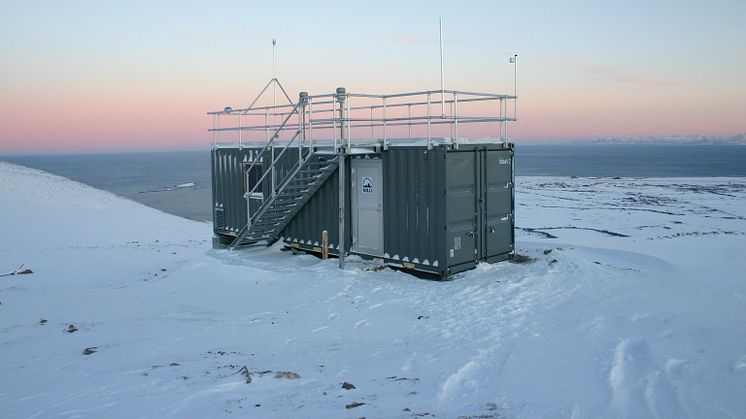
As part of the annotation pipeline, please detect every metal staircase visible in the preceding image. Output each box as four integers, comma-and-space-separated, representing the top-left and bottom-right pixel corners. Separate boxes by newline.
228, 151, 338, 248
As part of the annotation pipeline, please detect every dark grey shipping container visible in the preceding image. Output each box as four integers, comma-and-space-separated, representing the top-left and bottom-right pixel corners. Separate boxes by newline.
212, 141, 514, 277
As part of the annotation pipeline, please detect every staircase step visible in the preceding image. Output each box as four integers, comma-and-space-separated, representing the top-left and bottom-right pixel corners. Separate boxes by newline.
238, 152, 340, 245
250, 221, 280, 228
263, 208, 292, 215
265, 210, 292, 217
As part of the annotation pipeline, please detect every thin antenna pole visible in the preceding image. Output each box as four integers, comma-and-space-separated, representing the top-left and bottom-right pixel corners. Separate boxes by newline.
439, 17, 445, 117
272, 39, 277, 79
513, 54, 518, 119
272, 39, 277, 139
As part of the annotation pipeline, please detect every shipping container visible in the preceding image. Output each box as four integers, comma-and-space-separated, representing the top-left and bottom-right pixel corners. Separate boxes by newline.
212, 141, 514, 276
209, 84, 517, 277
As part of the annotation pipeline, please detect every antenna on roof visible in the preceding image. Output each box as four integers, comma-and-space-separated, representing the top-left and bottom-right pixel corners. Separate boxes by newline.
272, 39, 277, 137
510, 54, 518, 118
439, 17, 446, 118
272, 39, 277, 80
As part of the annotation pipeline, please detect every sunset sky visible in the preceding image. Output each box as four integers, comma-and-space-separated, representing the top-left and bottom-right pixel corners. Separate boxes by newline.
1, 0, 745, 154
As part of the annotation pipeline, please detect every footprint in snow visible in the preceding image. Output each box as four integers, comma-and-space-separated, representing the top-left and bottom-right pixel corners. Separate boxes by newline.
608, 338, 686, 418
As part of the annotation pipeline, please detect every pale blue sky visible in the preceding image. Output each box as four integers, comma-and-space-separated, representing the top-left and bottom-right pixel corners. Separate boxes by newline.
1, 0, 744, 152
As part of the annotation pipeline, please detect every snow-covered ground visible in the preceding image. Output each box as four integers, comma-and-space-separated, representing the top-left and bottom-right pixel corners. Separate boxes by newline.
1, 161, 745, 419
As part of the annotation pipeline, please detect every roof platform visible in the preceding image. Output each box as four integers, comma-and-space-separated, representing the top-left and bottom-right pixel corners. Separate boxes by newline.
208, 84, 517, 153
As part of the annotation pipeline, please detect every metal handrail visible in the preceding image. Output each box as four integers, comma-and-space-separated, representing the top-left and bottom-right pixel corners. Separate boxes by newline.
212, 116, 514, 135
210, 86, 517, 170
240, 102, 301, 191
245, 129, 302, 201
210, 90, 513, 114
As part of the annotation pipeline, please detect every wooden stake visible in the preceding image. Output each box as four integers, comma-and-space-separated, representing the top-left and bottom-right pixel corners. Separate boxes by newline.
322, 230, 329, 260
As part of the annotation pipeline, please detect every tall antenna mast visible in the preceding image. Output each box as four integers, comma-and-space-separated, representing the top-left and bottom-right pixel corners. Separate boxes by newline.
439, 18, 445, 117
272, 39, 277, 79
272, 39, 277, 136
511, 54, 518, 118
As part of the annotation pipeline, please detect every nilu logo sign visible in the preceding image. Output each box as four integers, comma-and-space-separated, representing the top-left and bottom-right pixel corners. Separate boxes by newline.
362, 176, 373, 194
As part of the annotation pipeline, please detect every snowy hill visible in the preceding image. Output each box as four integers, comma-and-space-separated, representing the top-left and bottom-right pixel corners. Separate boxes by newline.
1, 161, 745, 418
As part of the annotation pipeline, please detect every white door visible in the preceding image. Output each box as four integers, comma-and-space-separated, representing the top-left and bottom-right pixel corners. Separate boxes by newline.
351, 159, 384, 256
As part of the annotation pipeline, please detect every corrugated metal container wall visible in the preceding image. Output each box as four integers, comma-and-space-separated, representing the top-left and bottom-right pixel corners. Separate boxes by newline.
213, 143, 514, 277
212, 148, 247, 235
212, 147, 301, 236
382, 147, 448, 274
443, 145, 515, 274
482, 147, 515, 261
280, 165, 351, 253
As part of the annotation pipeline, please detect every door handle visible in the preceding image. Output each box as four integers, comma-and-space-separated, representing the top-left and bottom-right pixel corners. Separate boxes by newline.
488, 226, 496, 233
466, 231, 476, 237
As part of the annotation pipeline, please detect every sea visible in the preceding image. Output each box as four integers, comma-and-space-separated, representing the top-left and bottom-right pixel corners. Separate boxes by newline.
2, 144, 745, 222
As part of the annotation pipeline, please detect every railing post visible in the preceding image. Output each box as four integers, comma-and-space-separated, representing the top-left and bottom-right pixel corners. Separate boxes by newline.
308, 97, 314, 150
299, 91, 308, 164
265, 109, 269, 142
426, 92, 432, 150
382, 97, 387, 149
337, 87, 346, 152
504, 98, 508, 139
499, 98, 505, 140
407, 103, 412, 140
238, 113, 242, 149
346, 95, 351, 149
332, 96, 337, 151
453, 92, 459, 148
450, 93, 455, 143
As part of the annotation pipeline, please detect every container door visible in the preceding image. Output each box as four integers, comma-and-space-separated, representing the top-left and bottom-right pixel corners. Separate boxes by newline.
446, 152, 478, 266
351, 159, 384, 256
484, 150, 514, 257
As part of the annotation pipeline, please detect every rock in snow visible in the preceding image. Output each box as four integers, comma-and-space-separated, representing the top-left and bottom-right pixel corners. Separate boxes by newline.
1, 161, 745, 418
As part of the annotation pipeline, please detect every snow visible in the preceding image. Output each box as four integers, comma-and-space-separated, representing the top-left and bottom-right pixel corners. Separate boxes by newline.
1, 161, 745, 418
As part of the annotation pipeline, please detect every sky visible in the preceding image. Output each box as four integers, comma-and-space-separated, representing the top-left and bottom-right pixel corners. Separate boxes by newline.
1, 0, 745, 154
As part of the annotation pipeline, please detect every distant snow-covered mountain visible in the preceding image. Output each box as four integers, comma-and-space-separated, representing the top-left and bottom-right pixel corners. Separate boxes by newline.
579, 134, 746, 145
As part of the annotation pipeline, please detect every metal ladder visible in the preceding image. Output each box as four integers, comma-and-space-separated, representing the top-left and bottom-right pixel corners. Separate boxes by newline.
228, 151, 338, 248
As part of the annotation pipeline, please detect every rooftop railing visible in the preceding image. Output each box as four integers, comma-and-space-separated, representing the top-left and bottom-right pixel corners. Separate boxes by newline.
208, 84, 517, 151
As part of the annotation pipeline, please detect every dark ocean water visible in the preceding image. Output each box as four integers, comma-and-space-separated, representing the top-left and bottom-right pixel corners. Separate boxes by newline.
515, 144, 746, 177
1, 151, 212, 222
2, 144, 745, 221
